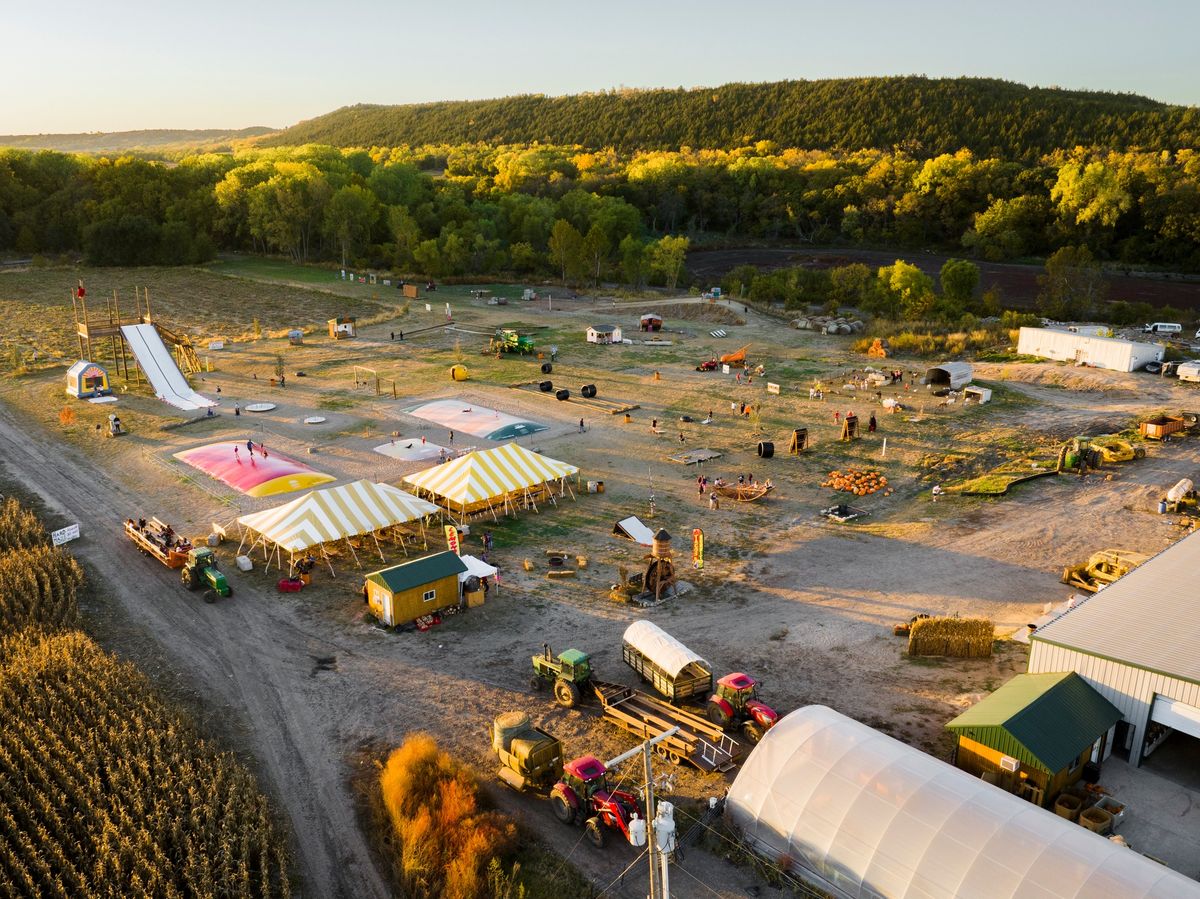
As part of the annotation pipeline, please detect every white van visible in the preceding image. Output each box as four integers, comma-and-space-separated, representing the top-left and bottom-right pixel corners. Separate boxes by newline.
1143, 322, 1182, 335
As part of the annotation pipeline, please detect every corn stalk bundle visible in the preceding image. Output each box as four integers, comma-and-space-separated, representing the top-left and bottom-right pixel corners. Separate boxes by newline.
908, 616, 994, 658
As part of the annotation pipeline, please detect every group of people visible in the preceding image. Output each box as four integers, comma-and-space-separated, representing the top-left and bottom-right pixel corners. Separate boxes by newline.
233, 439, 268, 463
128, 518, 188, 554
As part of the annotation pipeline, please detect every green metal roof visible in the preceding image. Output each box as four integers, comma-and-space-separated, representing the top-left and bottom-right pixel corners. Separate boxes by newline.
365, 551, 467, 594
946, 672, 1121, 774
559, 648, 590, 666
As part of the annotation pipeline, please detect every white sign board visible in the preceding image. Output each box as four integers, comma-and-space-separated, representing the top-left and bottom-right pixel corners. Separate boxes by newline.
722, 364, 730, 375
425, 303, 432, 312
767, 382, 781, 395
51, 524, 80, 546
208, 341, 225, 350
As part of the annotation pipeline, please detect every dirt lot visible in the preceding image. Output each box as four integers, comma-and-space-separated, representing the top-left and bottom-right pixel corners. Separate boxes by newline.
3, 265, 1199, 897
688, 246, 1200, 312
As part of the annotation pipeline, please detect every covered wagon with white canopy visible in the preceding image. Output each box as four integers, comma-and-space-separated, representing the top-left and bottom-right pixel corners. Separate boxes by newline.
621, 620, 713, 701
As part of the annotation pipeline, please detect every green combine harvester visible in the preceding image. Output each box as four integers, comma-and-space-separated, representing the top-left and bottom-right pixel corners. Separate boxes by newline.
491, 328, 536, 355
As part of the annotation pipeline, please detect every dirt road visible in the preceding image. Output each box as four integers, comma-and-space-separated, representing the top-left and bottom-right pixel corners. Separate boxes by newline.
0, 400, 391, 899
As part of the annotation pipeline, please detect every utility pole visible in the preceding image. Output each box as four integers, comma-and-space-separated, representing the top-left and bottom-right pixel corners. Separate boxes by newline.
643, 739, 657, 899
603, 728, 678, 899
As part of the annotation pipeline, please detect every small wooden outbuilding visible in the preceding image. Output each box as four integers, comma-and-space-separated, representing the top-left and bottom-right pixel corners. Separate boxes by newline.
328, 317, 357, 339
587, 324, 622, 344
946, 672, 1121, 807
363, 551, 468, 626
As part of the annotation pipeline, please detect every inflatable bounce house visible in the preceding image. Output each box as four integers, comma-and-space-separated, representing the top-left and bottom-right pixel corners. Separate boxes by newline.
66, 361, 112, 398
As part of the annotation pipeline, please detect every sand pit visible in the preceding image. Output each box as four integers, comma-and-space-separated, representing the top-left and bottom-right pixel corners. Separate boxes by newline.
404, 398, 545, 440
174, 442, 336, 497
373, 439, 448, 462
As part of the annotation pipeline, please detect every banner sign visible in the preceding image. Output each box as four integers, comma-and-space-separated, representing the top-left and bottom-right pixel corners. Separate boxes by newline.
444, 525, 460, 555
767, 382, 781, 395
692, 528, 704, 570
51, 524, 80, 546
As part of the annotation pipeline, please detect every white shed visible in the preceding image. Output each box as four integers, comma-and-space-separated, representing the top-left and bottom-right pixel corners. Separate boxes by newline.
726, 705, 1200, 899
1029, 529, 1200, 766
923, 361, 973, 390
586, 324, 622, 344
1017, 327, 1163, 372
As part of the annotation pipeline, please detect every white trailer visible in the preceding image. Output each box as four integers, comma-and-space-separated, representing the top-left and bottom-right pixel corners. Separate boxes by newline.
1177, 361, 1200, 383
1017, 327, 1163, 372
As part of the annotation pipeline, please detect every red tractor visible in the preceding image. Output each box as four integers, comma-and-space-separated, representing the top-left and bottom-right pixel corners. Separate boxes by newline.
706, 672, 778, 743
695, 358, 719, 372
550, 755, 644, 849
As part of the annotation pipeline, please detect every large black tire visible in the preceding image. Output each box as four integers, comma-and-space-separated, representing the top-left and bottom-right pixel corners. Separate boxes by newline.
742, 721, 765, 744
584, 817, 606, 849
181, 567, 198, 590
554, 678, 581, 708
551, 792, 576, 825
1134, 447, 1147, 459
707, 702, 731, 728
203, 591, 217, 605
530, 676, 545, 693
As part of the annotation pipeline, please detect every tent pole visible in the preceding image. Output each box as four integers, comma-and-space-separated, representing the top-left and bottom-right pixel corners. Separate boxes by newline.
372, 532, 385, 562
322, 545, 335, 576
345, 538, 361, 569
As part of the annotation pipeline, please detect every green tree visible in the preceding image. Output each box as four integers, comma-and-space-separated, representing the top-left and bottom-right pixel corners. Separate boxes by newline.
619, 235, 648, 288
582, 223, 610, 286
648, 235, 689, 290
324, 184, 380, 267
877, 260, 936, 320
547, 219, 584, 284
939, 258, 980, 307
508, 241, 540, 273
1037, 245, 1107, 320
828, 263, 873, 308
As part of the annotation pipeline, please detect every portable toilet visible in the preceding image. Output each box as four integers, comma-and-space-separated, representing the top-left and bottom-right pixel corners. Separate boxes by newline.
66, 360, 111, 398
449, 364, 469, 382
328, 317, 357, 339
287, 329, 304, 346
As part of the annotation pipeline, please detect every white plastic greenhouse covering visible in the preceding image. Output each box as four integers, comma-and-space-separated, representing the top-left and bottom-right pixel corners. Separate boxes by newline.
622, 620, 709, 679
726, 706, 1200, 899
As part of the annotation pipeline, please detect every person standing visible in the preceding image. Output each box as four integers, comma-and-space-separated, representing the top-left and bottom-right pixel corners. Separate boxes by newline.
833, 410, 840, 424
578, 418, 585, 433
448, 430, 454, 443
868, 413, 877, 433
246, 438, 254, 455
709, 492, 719, 510
390, 331, 395, 340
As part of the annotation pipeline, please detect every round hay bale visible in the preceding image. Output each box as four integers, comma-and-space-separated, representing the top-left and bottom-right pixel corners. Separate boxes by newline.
539, 380, 553, 392
541, 362, 553, 374
555, 389, 570, 401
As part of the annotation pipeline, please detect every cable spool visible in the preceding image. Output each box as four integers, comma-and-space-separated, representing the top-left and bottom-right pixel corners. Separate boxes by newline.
541, 362, 552, 374
581, 384, 597, 398
757, 441, 775, 458
556, 389, 570, 401
539, 381, 553, 392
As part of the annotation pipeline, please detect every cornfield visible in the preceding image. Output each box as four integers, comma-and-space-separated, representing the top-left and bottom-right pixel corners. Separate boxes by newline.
0, 545, 82, 632
0, 498, 48, 553
908, 616, 994, 658
0, 629, 291, 898
378, 733, 516, 899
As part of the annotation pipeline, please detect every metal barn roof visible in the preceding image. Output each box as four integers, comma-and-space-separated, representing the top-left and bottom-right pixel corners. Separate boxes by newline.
1032, 529, 1200, 684
946, 672, 1121, 773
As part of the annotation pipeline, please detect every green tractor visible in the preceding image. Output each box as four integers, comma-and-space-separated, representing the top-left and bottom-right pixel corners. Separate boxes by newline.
491, 329, 536, 355
181, 547, 232, 600
531, 644, 592, 708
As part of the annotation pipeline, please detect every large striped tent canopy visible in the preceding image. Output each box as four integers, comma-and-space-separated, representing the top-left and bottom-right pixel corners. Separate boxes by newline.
237, 480, 438, 553
402, 443, 579, 518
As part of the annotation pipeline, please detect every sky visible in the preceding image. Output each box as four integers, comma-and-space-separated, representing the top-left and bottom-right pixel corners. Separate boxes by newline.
3, 0, 1198, 134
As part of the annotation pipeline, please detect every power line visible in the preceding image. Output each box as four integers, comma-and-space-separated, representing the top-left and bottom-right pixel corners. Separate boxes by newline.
596, 847, 649, 898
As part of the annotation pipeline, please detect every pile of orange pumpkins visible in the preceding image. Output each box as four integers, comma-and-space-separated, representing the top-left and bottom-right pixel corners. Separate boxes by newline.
822, 468, 892, 496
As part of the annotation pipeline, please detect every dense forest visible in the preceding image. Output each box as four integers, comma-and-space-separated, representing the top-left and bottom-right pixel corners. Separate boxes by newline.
4, 138, 1200, 281
261, 78, 1200, 161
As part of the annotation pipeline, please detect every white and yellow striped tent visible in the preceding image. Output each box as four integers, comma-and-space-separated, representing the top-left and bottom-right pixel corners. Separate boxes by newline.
236, 480, 439, 572
402, 443, 579, 522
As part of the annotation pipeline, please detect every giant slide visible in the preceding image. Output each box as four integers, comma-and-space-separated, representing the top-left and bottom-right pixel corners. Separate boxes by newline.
120, 324, 216, 411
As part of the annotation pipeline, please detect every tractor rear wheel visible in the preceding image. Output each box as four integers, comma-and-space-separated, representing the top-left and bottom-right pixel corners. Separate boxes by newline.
742, 721, 765, 744
707, 703, 731, 728
554, 678, 581, 708
584, 817, 606, 849
550, 793, 576, 825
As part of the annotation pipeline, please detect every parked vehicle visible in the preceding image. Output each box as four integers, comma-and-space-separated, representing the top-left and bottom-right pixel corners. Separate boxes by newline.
622, 621, 712, 702
492, 712, 563, 793
550, 754, 644, 848
531, 644, 593, 708
706, 673, 779, 743
1143, 322, 1182, 335
1176, 361, 1200, 383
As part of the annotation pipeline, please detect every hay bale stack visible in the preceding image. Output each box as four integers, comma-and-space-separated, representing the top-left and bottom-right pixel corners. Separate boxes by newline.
907, 616, 994, 657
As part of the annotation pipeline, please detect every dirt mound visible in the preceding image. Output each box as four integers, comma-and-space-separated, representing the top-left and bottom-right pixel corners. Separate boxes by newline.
975, 362, 1137, 394
657, 302, 745, 325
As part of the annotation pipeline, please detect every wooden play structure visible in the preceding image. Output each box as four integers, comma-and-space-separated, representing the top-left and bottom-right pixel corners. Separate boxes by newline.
643, 529, 677, 602
328, 316, 357, 339
788, 428, 809, 454
840, 414, 859, 441
65, 360, 111, 398
713, 482, 774, 503
352, 366, 398, 397
72, 285, 202, 383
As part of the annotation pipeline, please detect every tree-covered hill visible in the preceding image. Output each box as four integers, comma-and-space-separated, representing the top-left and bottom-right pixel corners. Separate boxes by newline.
259, 77, 1199, 159
0, 127, 275, 154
